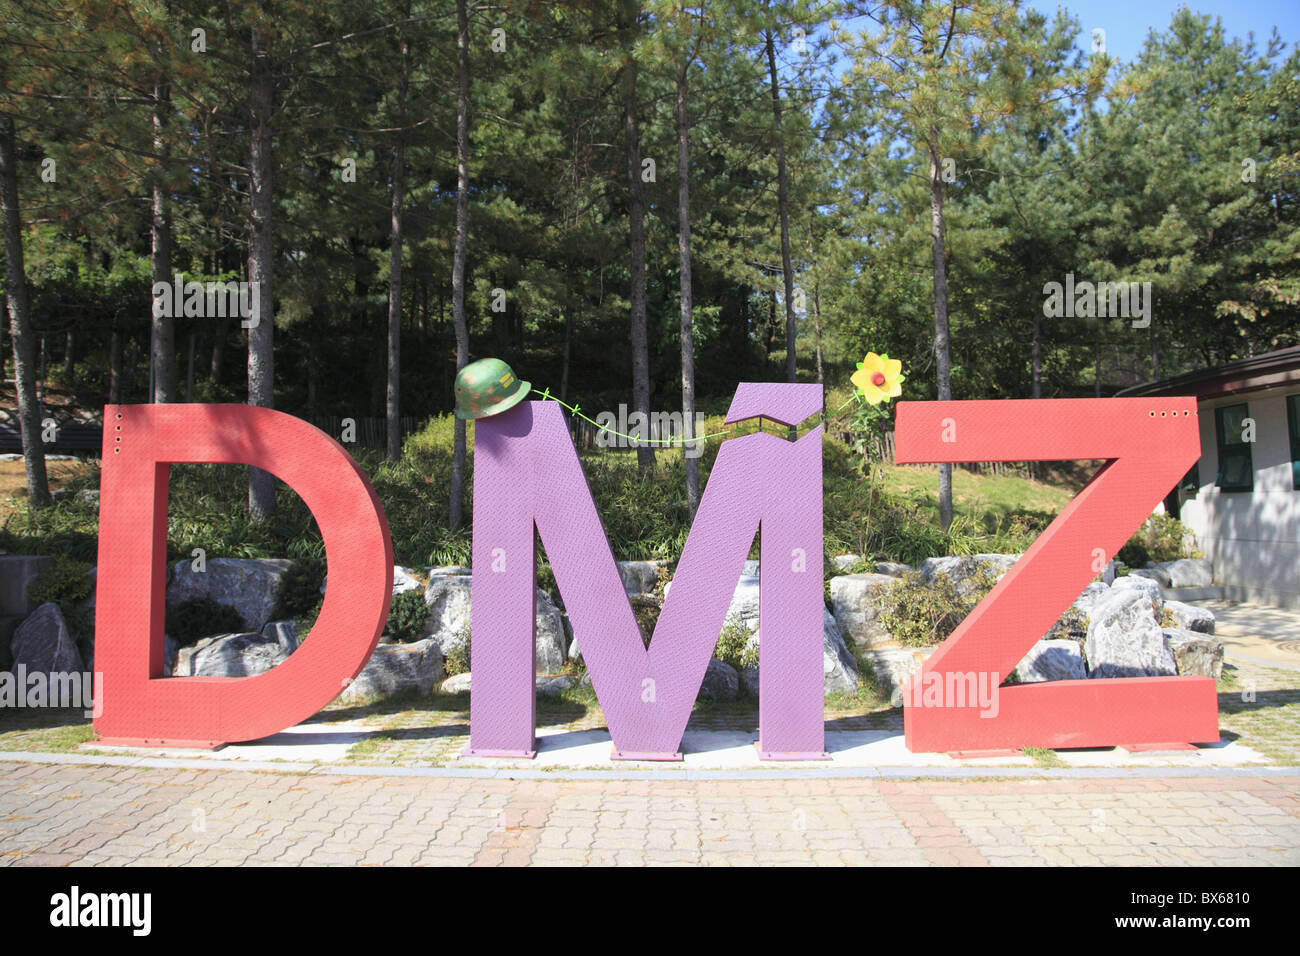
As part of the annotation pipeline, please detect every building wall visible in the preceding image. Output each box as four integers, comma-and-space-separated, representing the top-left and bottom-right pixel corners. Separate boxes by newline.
1178, 390, 1300, 609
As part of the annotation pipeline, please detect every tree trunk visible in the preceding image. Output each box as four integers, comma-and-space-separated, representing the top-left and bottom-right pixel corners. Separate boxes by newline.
0, 114, 51, 506
247, 22, 276, 520
150, 77, 176, 403
676, 62, 700, 516
63, 329, 74, 382
1031, 309, 1042, 398
386, 5, 410, 462
765, 29, 798, 384
623, 3, 654, 470
928, 134, 953, 531
109, 328, 122, 403
812, 277, 824, 383
449, 0, 472, 532
560, 306, 572, 403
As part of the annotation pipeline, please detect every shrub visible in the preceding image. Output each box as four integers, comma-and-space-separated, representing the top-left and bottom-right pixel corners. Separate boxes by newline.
27, 557, 93, 608
1119, 513, 1200, 568
878, 566, 1001, 648
443, 626, 471, 676
382, 589, 431, 644
714, 616, 753, 671
26, 557, 94, 640
166, 597, 246, 646
274, 556, 326, 620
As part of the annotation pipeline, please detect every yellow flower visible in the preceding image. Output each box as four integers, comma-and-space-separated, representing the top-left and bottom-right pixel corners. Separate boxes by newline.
850, 352, 905, 405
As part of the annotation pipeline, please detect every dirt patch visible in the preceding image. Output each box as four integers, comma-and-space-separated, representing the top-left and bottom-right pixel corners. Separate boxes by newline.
0, 459, 93, 522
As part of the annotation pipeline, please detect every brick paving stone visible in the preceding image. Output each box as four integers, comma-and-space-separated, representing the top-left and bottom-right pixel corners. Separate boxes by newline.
0, 762, 1296, 865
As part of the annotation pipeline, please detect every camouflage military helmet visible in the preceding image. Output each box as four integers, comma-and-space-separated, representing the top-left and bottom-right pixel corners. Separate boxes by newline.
454, 357, 531, 420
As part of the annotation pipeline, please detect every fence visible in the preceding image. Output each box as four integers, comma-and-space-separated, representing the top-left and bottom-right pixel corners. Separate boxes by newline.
863, 430, 1046, 481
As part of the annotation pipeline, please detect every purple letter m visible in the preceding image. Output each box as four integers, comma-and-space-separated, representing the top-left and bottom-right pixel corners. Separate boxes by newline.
469, 383, 826, 761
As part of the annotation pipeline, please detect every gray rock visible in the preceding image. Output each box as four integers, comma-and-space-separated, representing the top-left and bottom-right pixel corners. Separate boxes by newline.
174, 630, 297, 678
0, 556, 53, 617
1111, 574, 1164, 607
261, 620, 299, 644
537, 675, 573, 698
616, 560, 664, 595
534, 589, 568, 674
1164, 600, 1215, 634
832, 554, 862, 570
427, 565, 472, 577
341, 638, 444, 703
860, 647, 934, 703
423, 574, 564, 674
1130, 566, 1172, 588
164, 634, 179, 676
741, 560, 760, 577
392, 566, 423, 596
830, 573, 898, 647
1042, 582, 1111, 641
9, 603, 83, 676
1162, 629, 1224, 678
167, 557, 292, 633
711, 572, 858, 697
423, 574, 473, 644
919, 553, 1019, 596
1070, 581, 1111, 617
700, 659, 740, 701
874, 562, 913, 577
1084, 589, 1175, 679
441, 672, 472, 694
1013, 639, 1087, 683
1151, 558, 1213, 588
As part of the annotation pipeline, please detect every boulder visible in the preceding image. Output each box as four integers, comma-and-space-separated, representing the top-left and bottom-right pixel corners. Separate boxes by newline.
1164, 600, 1215, 634
0, 556, 53, 617
874, 562, 913, 577
173, 630, 297, 678
700, 659, 740, 701
392, 566, 423, 596
616, 561, 664, 595
441, 672, 473, 695
1013, 639, 1087, 683
1111, 574, 1164, 606
423, 574, 473, 644
534, 589, 568, 674
537, 675, 573, 699
741, 560, 760, 577
1151, 558, 1213, 588
832, 554, 862, 570
341, 637, 444, 703
167, 557, 293, 633
860, 647, 934, 702
1084, 589, 1176, 679
423, 573, 565, 674
9, 603, 83, 677
919, 553, 1019, 596
261, 620, 299, 644
1163, 629, 1225, 678
427, 565, 472, 577
1069, 581, 1111, 618
830, 573, 898, 647
1130, 566, 1172, 588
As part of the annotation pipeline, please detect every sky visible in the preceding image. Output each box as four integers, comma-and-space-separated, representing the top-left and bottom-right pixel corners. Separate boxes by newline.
1026, 0, 1299, 64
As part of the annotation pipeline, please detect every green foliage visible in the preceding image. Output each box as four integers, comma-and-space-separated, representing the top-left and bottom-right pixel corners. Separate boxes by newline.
166, 597, 245, 646
25, 557, 93, 640
714, 616, 757, 672
274, 556, 326, 621
443, 627, 471, 677
1120, 513, 1201, 568
26, 557, 92, 608
879, 567, 1002, 648
382, 589, 431, 644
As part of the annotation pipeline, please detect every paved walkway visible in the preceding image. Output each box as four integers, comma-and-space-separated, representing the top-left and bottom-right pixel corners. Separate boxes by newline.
1195, 600, 1300, 672
1, 760, 1296, 866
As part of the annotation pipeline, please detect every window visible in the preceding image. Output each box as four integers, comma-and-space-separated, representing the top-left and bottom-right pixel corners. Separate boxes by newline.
1179, 460, 1200, 497
1214, 403, 1253, 492
1288, 394, 1300, 491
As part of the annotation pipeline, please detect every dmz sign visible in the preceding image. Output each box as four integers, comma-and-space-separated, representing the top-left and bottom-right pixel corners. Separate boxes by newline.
91, 384, 1219, 758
